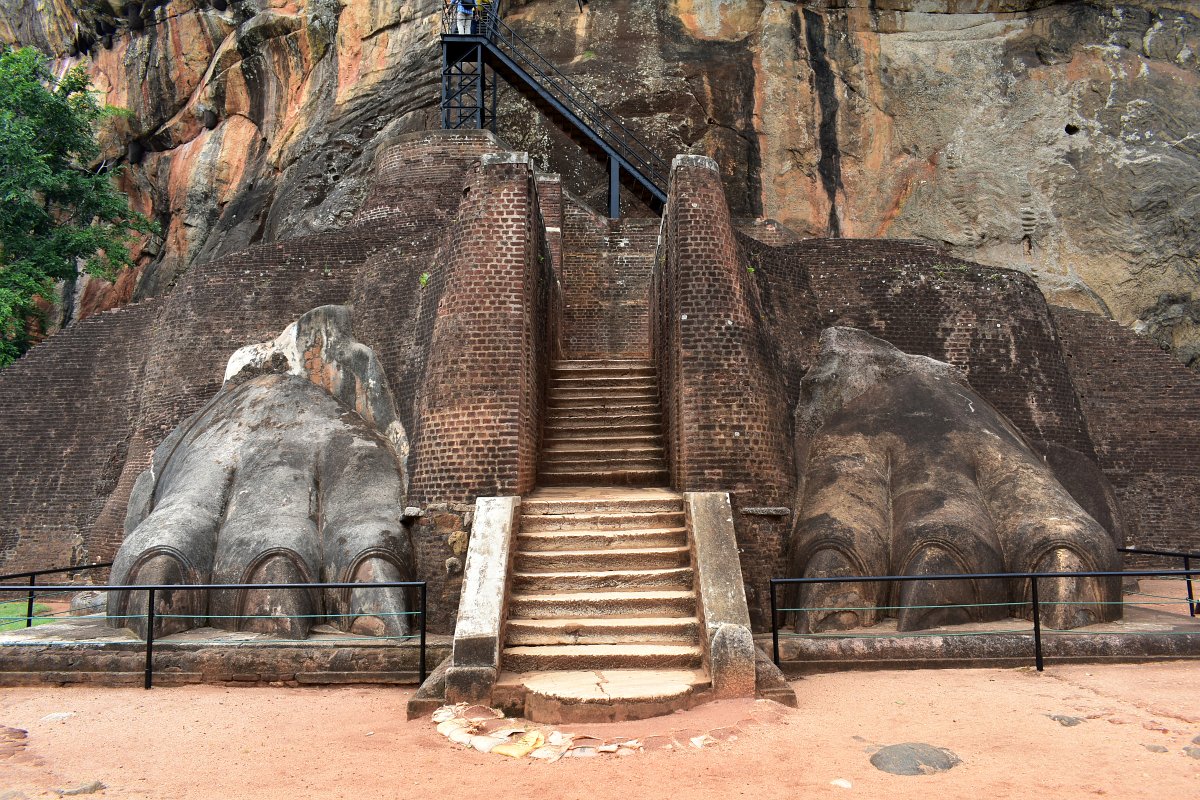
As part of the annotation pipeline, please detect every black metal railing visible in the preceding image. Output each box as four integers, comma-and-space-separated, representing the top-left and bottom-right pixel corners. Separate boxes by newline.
440, 0, 668, 196
0, 580, 428, 688
0, 562, 113, 629
1119, 547, 1197, 616
769, 567, 1200, 673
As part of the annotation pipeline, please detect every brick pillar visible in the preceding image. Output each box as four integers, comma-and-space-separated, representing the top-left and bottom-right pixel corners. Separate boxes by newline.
655, 155, 794, 627
410, 152, 548, 506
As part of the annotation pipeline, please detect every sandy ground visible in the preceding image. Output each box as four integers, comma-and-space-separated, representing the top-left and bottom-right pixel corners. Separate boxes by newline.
1, 663, 1198, 799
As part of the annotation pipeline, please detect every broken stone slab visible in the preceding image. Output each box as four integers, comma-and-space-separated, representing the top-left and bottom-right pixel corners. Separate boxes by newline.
445, 496, 520, 705
754, 645, 798, 707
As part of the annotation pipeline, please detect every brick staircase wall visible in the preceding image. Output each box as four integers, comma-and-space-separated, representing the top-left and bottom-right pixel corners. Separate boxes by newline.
0, 304, 156, 572
559, 195, 658, 358
408, 153, 559, 507
1052, 308, 1200, 556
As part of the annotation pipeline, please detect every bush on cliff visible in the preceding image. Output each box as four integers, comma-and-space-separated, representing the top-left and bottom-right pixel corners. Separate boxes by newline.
0, 45, 154, 367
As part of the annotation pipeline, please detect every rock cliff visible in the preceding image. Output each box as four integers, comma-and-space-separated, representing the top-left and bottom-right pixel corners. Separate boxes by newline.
2, 0, 1196, 365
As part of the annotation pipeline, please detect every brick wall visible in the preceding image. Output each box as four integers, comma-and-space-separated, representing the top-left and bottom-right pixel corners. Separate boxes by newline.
559, 194, 659, 358
1052, 308, 1200, 556
0, 304, 156, 573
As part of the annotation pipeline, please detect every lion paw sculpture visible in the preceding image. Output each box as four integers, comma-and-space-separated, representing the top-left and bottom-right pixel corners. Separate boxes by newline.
108, 306, 414, 640
787, 328, 1121, 634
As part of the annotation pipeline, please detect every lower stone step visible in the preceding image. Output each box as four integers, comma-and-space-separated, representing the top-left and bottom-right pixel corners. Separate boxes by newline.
539, 458, 667, 473
547, 402, 660, 416
502, 643, 703, 672
513, 566, 693, 592
519, 510, 683, 532
516, 527, 688, 552
505, 616, 701, 646
539, 468, 670, 486
508, 589, 696, 618
514, 545, 691, 572
493, 669, 711, 724
520, 492, 682, 516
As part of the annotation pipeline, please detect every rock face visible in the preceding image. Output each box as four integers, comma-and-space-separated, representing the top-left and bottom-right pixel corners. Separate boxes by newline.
108, 307, 413, 640
787, 327, 1121, 632
501, 0, 1200, 365
2, 1, 1195, 365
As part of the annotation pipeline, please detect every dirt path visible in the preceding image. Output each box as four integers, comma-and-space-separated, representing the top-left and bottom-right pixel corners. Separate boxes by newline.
2, 663, 1197, 799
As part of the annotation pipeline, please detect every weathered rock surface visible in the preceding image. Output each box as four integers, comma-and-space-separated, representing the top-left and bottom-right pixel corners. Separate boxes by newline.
225, 304, 411, 474
2, 1, 1195, 364
108, 307, 414, 640
870, 742, 961, 776
787, 327, 1121, 632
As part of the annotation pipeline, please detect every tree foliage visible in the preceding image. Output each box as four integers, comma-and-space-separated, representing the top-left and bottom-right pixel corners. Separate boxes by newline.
0, 45, 154, 367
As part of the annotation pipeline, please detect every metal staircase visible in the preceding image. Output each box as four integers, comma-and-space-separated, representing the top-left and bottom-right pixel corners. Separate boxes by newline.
440, 2, 668, 218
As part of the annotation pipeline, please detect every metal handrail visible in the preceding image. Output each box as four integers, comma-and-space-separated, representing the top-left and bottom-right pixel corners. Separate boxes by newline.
1119, 546, 1197, 618
0, 562, 113, 630
769, 567, 1200, 673
1, 580, 429, 688
440, 0, 668, 193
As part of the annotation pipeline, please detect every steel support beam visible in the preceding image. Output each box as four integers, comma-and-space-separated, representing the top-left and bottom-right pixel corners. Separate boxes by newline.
608, 156, 621, 219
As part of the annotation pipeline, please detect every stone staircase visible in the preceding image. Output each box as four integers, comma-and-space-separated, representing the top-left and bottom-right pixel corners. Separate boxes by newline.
538, 359, 669, 486
493, 487, 711, 722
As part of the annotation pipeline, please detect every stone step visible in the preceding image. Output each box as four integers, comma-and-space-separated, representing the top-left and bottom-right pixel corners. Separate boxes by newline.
543, 420, 662, 436
546, 403, 661, 419
539, 468, 670, 486
504, 617, 701, 646
508, 589, 696, 619
544, 434, 667, 448
502, 644, 703, 672
549, 395, 662, 410
553, 360, 655, 374
515, 545, 691, 572
519, 510, 683, 532
539, 457, 666, 474
541, 441, 664, 454
540, 455, 666, 467
516, 528, 688, 551
520, 493, 682, 516
550, 376, 658, 391
513, 566, 693, 593
549, 388, 662, 400
493, 669, 711, 724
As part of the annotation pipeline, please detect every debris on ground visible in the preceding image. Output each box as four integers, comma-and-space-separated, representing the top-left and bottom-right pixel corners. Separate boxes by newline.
430, 703, 670, 761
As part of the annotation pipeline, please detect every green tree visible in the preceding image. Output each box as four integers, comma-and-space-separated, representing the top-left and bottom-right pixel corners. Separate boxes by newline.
0, 45, 154, 367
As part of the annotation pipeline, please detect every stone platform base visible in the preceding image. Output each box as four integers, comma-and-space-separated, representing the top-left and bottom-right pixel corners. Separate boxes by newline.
0, 616, 450, 687
766, 604, 1200, 675
493, 668, 712, 723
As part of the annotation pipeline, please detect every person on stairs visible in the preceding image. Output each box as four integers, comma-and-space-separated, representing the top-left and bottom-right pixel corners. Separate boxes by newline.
454, 0, 475, 35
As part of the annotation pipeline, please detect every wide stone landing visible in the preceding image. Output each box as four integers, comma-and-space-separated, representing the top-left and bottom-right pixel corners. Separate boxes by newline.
496, 668, 711, 723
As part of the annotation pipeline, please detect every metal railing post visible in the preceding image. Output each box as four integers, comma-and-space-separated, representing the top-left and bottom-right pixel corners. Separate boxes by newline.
25, 574, 35, 628
770, 579, 780, 668
144, 588, 156, 689
1030, 577, 1044, 672
1185, 555, 1196, 617
418, 582, 428, 685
